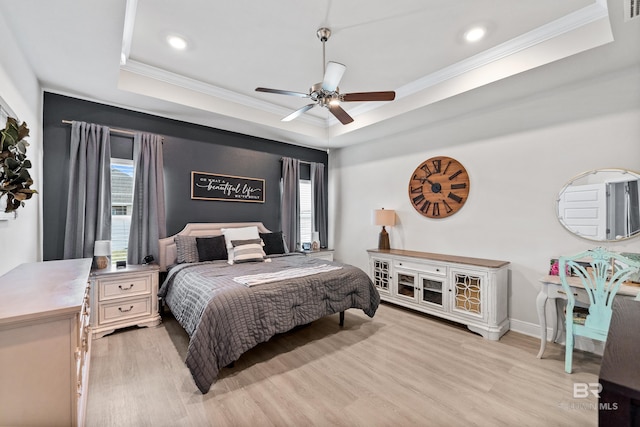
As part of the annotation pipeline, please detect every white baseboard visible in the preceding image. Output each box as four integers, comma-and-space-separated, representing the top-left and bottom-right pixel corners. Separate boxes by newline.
508, 318, 604, 356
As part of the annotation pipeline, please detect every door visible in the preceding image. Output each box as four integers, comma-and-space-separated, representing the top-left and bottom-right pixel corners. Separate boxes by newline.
394, 269, 418, 302
558, 183, 607, 240
419, 274, 447, 312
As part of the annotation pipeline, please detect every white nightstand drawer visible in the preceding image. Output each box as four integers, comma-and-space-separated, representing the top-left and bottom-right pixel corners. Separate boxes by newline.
99, 297, 152, 324
99, 275, 151, 301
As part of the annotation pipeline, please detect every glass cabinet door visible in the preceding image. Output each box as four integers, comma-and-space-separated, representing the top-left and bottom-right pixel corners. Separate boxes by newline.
395, 271, 417, 300
372, 259, 390, 294
420, 275, 445, 309
452, 271, 483, 317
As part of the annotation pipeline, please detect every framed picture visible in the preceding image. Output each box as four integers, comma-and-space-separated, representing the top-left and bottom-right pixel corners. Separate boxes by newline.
191, 171, 265, 203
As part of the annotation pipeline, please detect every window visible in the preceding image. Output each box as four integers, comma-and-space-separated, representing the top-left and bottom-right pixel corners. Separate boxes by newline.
299, 179, 312, 245
111, 158, 134, 263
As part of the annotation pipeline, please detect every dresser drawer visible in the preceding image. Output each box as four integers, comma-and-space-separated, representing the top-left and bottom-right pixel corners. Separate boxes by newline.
394, 260, 446, 276
99, 274, 151, 301
99, 297, 152, 324
548, 284, 590, 304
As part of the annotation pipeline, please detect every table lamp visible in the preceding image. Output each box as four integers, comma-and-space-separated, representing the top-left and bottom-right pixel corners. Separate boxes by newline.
373, 208, 396, 250
94, 240, 111, 269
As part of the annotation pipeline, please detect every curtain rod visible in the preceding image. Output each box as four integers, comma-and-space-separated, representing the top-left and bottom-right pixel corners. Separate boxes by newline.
62, 119, 137, 137
280, 158, 314, 165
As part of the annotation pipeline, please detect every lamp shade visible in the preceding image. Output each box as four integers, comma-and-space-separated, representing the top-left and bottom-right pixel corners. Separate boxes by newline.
373, 209, 396, 227
94, 240, 112, 257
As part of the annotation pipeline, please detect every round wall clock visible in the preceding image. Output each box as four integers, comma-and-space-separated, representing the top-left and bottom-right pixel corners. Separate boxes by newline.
408, 156, 470, 219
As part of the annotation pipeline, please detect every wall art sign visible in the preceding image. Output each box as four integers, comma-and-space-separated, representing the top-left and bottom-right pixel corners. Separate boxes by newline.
191, 171, 265, 203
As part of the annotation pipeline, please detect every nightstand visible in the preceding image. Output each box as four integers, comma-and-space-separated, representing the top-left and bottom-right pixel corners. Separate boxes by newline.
304, 249, 335, 262
89, 264, 161, 339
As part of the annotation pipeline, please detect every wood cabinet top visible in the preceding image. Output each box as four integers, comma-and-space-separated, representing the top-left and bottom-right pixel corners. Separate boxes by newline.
90, 263, 159, 278
367, 249, 510, 269
0, 258, 92, 326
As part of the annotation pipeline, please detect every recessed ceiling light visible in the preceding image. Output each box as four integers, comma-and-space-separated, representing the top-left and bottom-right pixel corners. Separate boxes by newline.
166, 34, 188, 50
464, 26, 486, 43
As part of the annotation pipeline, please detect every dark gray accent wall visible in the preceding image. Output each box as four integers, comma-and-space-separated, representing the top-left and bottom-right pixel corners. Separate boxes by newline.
42, 92, 328, 261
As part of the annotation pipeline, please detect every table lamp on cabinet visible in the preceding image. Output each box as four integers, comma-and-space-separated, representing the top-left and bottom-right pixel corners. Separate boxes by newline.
373, 208, 396, 250
94, 240, 111, 269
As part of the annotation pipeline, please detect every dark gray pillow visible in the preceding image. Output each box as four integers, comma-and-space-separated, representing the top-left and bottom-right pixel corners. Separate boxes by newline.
259, 231, 286, 255
196, 235, 228, 262
174, 235, 198, 263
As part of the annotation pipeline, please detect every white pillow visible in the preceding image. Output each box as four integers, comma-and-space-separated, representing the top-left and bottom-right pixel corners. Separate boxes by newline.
221, 226, 260, 264
231, 239, 267, 263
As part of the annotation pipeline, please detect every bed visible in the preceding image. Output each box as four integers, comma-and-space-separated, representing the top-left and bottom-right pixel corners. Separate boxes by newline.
157, 222, 380, 393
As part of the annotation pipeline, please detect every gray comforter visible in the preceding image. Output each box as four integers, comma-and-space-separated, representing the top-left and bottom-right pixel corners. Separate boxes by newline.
159, 253, 380, 393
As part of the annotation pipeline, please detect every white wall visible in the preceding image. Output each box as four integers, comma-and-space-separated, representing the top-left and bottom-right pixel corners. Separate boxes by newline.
0, 12, 42, 276
329, 105, 640, 336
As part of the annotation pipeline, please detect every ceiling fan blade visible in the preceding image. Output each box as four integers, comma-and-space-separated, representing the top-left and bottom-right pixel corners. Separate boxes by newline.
322, 61, 346, 92
328, 104, 354, 125
342, 91, 396, 102
282, 104, 316, 122
256, 87, 310, 98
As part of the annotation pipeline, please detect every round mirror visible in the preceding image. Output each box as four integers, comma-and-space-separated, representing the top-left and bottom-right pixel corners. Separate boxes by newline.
557, 168, 640, 241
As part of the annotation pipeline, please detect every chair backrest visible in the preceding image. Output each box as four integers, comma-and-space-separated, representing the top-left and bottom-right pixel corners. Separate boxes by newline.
559, 247, 640, 334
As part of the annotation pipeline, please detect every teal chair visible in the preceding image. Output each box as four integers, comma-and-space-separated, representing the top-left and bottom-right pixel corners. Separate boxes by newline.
559, 247, 640, 374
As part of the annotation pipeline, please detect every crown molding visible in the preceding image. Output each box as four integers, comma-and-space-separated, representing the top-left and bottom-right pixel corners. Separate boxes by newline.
120, 1, 609, 129
120, 60, 326, 128
343, 1, 610, 121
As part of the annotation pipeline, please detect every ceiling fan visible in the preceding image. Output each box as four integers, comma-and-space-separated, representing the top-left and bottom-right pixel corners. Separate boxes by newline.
256, 28, 396, 125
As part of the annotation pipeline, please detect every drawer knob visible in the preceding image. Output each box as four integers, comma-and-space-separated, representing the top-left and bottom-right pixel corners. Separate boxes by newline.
119, 284, 134, 291
118, 305, 134, 313
557, 290, 578, 297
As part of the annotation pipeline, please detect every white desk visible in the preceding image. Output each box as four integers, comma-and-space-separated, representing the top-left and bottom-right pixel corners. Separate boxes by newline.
536, 274, 640, 358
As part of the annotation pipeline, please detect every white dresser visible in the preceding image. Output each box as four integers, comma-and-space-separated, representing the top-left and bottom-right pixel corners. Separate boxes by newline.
0, 258, 93, 427
90, 264, 161, 339
368, 249, 510, 340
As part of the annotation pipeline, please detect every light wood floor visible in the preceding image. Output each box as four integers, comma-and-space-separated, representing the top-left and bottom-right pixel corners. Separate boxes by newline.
86, 303, 602, 426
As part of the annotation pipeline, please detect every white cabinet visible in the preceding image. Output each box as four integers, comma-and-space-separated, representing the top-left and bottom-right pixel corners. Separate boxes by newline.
0, 258, 93, 426
90, 264, 161, 339
368, 249, 510, 340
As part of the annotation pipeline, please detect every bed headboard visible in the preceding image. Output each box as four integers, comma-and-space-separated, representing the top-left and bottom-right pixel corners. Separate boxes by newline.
158, 222, 271, 272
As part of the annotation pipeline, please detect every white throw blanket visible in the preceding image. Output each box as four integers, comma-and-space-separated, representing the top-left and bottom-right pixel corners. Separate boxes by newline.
233, 264, 343, 287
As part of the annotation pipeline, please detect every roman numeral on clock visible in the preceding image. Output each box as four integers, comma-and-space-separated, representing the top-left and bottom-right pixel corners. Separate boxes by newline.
448, 170, 462, 180
420, 200, 431, 213
410, 186, 422, 194
432, 159, 441, 173
432, 202, 440, 216
447, 192, 463, 203
451, 183, 466, 190
443, 199, 453, 213
412, 194, 425, 205
442, 160, 451, 175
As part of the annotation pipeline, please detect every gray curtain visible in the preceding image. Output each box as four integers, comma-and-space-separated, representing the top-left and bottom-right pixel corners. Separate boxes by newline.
281, 157, 300, 252
311, 162, 328, 248
63, 121, 112, 259
127, 132, 166, 264
627, 180, 640, 235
